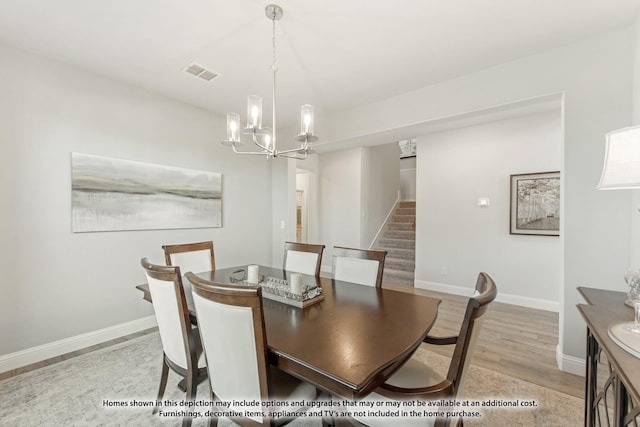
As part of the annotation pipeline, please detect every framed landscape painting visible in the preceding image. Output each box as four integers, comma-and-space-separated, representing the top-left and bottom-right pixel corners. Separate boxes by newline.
510, 171, 560, 236
72, 153, 222, 232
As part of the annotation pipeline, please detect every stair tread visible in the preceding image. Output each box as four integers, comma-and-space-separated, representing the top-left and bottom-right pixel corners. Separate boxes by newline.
384, 237, 415, 241
387, 269, 414, 273
383, 268, 415, 283
386, 256, 415, 262
382, 246, 414, 251
384, 268, 415, 275
379, 242, 415, 245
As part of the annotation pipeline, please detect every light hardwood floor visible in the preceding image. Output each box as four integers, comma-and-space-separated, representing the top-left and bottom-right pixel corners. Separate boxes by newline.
385, 281, 585, 398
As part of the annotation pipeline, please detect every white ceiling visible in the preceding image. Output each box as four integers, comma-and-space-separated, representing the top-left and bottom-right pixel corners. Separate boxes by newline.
0, 0, 638, 131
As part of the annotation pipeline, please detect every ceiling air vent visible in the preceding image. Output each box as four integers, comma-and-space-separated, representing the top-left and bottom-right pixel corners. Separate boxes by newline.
183, 62, 218, 82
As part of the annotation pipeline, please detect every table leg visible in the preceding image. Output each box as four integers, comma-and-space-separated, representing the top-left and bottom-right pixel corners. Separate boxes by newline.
615, 377, 628, 427
584, 327, 597, 427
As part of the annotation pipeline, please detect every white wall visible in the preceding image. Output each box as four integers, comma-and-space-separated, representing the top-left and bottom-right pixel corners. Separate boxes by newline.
415, 111, 562, 310
400, 157, 417, 201
296, 154, 321, 245
315, 27, 634, 365
0, 43, 274, 358
271, 157, 296, 268
630, 16, 640, 266
317, 144, 400, 267
363, 143, 400, 248
318, 148, 363, 268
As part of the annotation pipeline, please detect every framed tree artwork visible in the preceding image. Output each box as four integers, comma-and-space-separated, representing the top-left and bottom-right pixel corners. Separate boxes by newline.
510, 171, 560, 236
398, 138, 416, 158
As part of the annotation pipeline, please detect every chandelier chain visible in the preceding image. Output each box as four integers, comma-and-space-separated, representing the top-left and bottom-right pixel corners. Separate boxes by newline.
272, 13, 277, 72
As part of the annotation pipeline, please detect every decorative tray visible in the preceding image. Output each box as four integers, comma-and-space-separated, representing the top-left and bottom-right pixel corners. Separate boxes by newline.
228, 275, 324, 308
260, 276, 324, 308
608, 322, 640, 359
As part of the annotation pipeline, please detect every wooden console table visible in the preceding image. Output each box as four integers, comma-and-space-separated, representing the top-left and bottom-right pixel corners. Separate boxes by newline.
577, 287, 640, 426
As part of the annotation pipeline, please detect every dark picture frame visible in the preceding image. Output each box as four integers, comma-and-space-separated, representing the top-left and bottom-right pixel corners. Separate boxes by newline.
510, 171, 560, 236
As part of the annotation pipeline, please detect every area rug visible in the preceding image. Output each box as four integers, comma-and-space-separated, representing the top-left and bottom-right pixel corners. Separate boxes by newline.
0, 332, 582, 426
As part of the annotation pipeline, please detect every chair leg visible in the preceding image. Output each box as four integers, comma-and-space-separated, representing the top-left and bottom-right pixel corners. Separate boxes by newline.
181, 412, 193, 427
208, 388, 218, 427
317, 389, 335, 427
322, 417, 335, 427
178, 367, 207, 391
196, 367, 208, 385
153, 358, 169, 415
181, 370, 197, 427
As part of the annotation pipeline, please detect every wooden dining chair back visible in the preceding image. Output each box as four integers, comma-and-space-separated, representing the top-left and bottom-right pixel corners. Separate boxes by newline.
332, 246, 387, 288
141, 258, 206, 427
163, 241, 215, 275
438, 273, 497, 403
188, 274, 267, 424
186, 272, 317, 426
370, 272, 498, 427
283, 241, 325, 276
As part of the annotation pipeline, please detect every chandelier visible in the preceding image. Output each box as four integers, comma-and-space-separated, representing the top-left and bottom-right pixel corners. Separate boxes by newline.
222, 4, 318, 159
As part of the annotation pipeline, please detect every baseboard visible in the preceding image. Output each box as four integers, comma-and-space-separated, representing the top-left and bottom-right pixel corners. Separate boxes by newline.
415, 280, 560, 312
556, 345, 585, 376
0, 315, 157, 374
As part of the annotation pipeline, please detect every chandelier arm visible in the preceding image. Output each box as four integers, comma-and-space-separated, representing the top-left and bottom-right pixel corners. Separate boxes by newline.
231, 149, 271, 156
231, 144, 269, 156
278, 146, 310, 155
294, 137, 315, 150
280, 151, 308, 160
251, 132, 270, 151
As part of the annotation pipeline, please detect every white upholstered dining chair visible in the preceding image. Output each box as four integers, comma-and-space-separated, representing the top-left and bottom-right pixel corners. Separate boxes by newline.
141, 258, 206, 427
342, 272, 497, 427
163, 241, 215, 275
332, 246, 387, 288
283, 241, 325, 276
186, 272, 318, 427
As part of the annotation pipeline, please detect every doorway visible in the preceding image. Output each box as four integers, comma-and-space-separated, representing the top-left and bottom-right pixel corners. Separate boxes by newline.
295, 172, 310, 243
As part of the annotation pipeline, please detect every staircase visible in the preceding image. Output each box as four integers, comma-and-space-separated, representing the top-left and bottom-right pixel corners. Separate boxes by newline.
376, 201, 416, 285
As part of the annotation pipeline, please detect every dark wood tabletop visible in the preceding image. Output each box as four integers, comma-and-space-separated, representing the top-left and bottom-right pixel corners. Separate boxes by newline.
137, 265, 440, 399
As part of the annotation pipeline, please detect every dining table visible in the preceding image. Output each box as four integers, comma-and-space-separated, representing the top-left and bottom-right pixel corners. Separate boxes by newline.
136, 265, 441, 400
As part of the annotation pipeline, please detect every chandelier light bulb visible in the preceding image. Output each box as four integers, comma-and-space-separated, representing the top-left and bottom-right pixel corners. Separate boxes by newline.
247, 95, 262, 129
226, 112, 240, 143
304, 115, 311, 133
300, 104, 314, 135
230, 121, 237, 138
